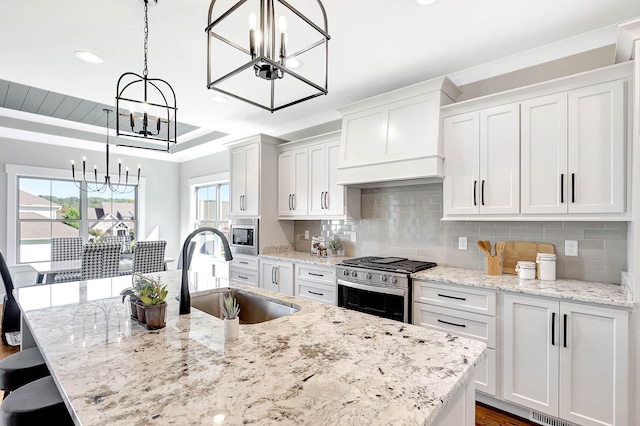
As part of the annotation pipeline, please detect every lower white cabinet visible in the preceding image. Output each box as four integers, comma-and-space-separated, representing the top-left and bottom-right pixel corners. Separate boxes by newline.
502, 294, 629, 426
259, 259, 294, 296
295, 264, 336, 305
229, 254, 259, 287
413, 281, 497, 396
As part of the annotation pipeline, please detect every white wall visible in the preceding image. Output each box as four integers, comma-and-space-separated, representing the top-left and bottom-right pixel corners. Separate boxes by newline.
0, 137, 181, 267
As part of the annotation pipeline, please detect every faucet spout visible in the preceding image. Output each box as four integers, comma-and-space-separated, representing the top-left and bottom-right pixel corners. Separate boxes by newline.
179, 227, 233, 315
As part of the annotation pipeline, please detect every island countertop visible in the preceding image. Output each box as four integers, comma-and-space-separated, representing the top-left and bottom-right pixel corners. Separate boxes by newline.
16, 271, 485, 426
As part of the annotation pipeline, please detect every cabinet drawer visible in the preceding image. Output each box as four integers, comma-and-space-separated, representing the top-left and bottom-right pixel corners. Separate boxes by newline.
296, 265, 336, 286
475, 348, 496, 396
413, 303, 496, 348
413, 281, 496, 316
232, 255, 259, 271
230, 268, 259, 286
296, 282, 335, 305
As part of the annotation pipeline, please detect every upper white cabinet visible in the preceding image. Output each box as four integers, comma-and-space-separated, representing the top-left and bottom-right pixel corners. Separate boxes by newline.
442, 63, 631, 220
337, 77, 460, 186
522, 81, 625, 214
277, 132, 360, 220
443, 103, 520, 215
503, 293, 629, 426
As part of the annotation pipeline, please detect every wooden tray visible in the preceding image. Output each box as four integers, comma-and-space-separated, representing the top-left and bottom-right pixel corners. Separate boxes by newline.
501, 241, 555, 275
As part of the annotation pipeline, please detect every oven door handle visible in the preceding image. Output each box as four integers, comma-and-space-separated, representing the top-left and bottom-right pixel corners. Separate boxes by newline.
337, 279, 407, 297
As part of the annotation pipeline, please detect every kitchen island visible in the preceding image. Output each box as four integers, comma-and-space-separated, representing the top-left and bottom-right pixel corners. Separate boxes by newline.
16, 271, 485, 426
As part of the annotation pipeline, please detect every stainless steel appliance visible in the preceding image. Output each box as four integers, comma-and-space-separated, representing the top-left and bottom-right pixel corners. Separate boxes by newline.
229, 218, 258, 256
336, 257, 437, 323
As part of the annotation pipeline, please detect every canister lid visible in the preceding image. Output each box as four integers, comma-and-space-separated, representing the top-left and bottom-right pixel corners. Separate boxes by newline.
516, 261, 536, 269
536, 253, 557, 261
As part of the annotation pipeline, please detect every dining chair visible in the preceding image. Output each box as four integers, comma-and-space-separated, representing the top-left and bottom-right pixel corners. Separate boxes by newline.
0, 251, 20, 344
81, 244, 105, 280
51, 237, 83, 283
102, 243, 122, 278
103, 235, 131, 254
133, 240, 167, 274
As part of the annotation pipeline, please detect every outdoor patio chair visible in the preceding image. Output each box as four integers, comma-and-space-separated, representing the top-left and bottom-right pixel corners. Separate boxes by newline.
133, 240, 167, 274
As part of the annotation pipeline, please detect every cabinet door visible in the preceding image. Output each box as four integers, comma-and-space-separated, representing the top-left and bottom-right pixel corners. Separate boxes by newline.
278, 149, 308, 217
443, 112, 480, 215
567, 81, 625, 214
479, 103, 520, 214
521, 94, 568, 214
276, 262, 294, 296
558, 302, 628, 426
243, 144, 260, 216
260, 259, 278, 292
230, 148, 246, 215
308, 144, 326, 216
324, 141, 345, 216
503, 294, 559, 416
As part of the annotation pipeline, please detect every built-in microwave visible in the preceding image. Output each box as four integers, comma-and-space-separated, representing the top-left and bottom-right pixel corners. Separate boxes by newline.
229, 219, 258, 256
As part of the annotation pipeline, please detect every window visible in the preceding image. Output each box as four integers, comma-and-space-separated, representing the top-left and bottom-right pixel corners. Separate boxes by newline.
7, 164, 144, 265
195, 183, 229, 233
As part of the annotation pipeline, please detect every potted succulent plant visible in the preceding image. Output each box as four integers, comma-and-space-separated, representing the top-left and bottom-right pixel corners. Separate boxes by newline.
138, 276, 168, 330
222, 296, 241, 341
120, 273, 150, 321
328, 238, 342, 256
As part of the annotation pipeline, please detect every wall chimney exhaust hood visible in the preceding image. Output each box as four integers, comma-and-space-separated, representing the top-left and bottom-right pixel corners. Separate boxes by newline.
336, 76, 460, 187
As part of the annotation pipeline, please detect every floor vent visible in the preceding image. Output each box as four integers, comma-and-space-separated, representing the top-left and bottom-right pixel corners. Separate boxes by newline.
529, 411, 574, 426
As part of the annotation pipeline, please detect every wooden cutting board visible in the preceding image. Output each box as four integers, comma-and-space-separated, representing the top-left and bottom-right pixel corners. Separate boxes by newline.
501, 241, 555, 275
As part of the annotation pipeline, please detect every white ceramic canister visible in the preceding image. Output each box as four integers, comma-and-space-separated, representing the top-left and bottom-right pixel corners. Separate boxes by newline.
515, 261, 536, 280
536, 253, 557, 281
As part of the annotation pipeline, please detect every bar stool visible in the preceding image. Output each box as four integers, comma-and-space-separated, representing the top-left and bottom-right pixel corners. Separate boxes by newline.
0, 347, 49, 397
0, 376, 73, 425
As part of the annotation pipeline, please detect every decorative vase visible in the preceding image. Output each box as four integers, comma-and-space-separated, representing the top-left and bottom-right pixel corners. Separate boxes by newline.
144, 304, 167, 330
223, 317, 239, 341
129, 299, 139, 321
136, 302, 147, 324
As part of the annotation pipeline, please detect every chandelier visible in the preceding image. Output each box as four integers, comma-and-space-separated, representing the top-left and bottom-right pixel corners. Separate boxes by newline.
71, 109, 140, 194
116, 0, 177, 152
206, 0, 330, 112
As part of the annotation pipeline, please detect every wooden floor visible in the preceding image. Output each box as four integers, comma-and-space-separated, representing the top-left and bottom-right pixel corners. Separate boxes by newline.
0, 305, 534, 424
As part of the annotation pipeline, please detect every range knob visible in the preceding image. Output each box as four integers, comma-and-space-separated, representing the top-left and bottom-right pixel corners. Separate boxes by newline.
380, 275, 388, 282
365, 272, 372, 280
342, 269, 349, 276
390, 276, 397, 284
351, 270, 358, 278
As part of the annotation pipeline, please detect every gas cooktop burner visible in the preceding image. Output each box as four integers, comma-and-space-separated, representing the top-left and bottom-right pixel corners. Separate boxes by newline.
341, 256, 437, 274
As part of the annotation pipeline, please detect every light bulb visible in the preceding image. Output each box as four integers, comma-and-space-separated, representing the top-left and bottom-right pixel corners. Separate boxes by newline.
279, 16, 287, 33
416, 0, 438, 4
249, 12, 256, 30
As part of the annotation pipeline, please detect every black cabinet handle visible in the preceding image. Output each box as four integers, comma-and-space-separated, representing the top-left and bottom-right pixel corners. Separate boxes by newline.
309, 290, 324, 296
473, 181, 477, 206
571, 173, 575, 203
563, 314, 568, 348
551, 312, 556, 346
271, 266, 276, 284
239, 261, 248, 265
481, 180, 485, 206
309, 272, 324, 277
288, 194, 292, 210
324, 191, 329, 210
238, 275, 248, 280
292, 194, 295, 211
437, 293, 466, 301
437, 319, 466, 328
560, 174, 564, 204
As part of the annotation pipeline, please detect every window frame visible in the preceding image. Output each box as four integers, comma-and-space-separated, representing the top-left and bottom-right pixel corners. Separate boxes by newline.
188, 172, 229, 232
6, 164, 146, 265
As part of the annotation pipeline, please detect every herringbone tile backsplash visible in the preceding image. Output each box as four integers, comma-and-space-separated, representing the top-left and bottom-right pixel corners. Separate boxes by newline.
294, 183, 627, 284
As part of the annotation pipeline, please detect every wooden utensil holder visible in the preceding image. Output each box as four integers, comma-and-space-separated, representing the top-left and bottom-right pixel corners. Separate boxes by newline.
484, 256, 503, 275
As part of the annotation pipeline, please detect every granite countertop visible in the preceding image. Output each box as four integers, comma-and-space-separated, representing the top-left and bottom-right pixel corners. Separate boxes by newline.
17, 271, 485, 426
259, 250, 352, 266
412, 266, 633, 309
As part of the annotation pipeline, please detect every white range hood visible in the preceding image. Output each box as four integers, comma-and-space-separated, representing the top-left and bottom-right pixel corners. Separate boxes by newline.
336, 76, 460, 187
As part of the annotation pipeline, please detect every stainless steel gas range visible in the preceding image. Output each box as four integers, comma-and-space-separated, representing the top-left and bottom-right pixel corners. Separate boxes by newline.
336, 256, 437, 323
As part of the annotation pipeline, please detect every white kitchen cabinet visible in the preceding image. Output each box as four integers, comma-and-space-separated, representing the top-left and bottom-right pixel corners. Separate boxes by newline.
278, 147, 308, 217
260, 259, 294, 296
503, 293, 628, 426
295, 263, 336, 305
277, 132, 360, 220
443, 103, 519, 216
521, 81, 625, 214
230, 142, 259, 216
229, 254, 259, 287
413, 280, 498, 396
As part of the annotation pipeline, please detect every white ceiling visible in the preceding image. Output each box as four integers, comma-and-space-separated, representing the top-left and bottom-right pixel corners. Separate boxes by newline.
1, 0, 640, 162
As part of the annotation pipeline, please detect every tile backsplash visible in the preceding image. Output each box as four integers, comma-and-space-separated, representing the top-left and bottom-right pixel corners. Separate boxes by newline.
294, 183, 627, 284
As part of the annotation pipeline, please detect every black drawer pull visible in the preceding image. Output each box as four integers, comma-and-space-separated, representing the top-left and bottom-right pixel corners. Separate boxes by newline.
308, 273, 324, 277
308, 291, 324, 296
551, 312, 556, 346
238, 275, 248, 280
437, 293, 466, 301
239, 261, 248, 265
437, 319, 466, 328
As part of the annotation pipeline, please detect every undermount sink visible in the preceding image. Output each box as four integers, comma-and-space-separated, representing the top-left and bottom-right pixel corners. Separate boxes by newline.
190, 290, 300, 324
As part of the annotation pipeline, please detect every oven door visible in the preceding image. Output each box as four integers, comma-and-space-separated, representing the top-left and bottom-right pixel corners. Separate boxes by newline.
337, 279, 409, 323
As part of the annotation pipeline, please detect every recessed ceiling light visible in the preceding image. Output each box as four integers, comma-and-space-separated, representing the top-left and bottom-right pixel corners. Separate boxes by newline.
416, 0, 438, 5
286, 58, 303, 69
211, 95, 229, 103
75, 51, 103, 64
